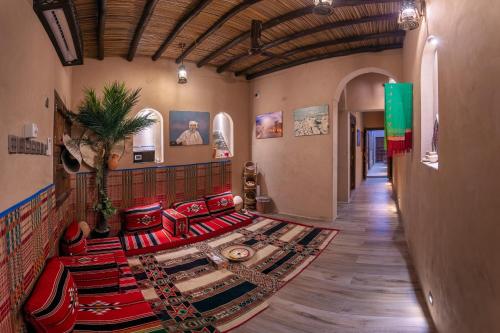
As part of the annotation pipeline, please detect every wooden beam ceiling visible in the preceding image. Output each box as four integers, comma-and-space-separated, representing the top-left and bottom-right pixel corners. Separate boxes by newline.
175, 0, 262, 64
127, 0, 159, 62
236, 30, 405, 76
197, 0, 402, 68
196, 6, 314, 68
152, 0, 213, 61
96, 0, 106, 60
217, 13, 398, 73
246, 43, 403, 80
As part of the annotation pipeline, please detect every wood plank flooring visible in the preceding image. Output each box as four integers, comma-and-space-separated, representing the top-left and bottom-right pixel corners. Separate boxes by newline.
233, 178, 435, 333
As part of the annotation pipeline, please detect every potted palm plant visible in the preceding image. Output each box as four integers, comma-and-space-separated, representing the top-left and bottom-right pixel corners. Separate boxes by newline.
71, 82, 156, 237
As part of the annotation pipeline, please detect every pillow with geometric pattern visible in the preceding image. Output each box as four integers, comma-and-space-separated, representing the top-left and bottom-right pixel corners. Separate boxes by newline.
61, 221, 87, 256
24, 257, 78, 333
122, 202, 163, 233
204, 191, 235, 217
172, 199, 211, 224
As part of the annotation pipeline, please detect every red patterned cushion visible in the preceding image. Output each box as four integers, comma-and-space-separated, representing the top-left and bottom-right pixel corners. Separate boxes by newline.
205, 191, 236, 217
75, 291, 164, 332
162, 209, 189, 236
24, 258, 78, 333
123, 202, 163, 233
61, 222, 87, 256
172, 199, 211, 224
59, 254, 120, 295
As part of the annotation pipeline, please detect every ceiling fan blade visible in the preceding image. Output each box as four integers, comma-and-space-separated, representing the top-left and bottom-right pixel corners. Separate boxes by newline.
262, 51, 288, 59
250, 20, 263, 52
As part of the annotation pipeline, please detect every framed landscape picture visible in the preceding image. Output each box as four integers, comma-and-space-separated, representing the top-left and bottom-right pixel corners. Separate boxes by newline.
169, 111, 210, 146
256, 111, 283, 139
293, 105, 329, 137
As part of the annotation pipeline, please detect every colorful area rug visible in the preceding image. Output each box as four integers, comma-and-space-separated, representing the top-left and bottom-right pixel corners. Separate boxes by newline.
128, 217, 338, 332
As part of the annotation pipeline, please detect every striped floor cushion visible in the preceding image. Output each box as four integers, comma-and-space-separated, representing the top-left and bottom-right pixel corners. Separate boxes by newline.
121, 211, 255, 256
75, 291, 165, 333
87, 237, 123, 254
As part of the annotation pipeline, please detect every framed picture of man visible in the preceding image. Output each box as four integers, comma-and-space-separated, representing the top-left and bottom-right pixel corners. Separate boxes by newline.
169, 111, 210, 146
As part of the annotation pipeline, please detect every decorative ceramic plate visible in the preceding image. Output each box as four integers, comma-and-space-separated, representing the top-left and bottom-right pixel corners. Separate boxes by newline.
221, 244, 255, 262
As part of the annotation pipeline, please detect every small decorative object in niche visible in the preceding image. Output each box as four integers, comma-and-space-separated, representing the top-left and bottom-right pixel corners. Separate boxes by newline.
169, 111, 210, 146
212, 131, 231, 159
293, 105, 329, 137
256, 111, 283, 139
8, 135, 48, 155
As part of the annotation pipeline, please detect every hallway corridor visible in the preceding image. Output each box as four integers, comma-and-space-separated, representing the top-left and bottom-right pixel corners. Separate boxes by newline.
234, 178, 434, 333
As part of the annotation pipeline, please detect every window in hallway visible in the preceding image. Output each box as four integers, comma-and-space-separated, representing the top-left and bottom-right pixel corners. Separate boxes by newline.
132, 108, 164, 163
421, 36, 439, 168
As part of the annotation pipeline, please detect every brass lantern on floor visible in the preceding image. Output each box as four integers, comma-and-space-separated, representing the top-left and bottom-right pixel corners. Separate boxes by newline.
313, 0, 334, 16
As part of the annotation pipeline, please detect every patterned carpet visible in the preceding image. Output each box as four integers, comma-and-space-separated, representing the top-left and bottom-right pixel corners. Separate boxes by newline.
128, 217, 338, 333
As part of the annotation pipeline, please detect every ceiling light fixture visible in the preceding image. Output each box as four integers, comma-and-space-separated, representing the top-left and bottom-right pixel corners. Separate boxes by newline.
398, 0, 423, 31
178, 43, 188, 84
313, 0, 334, 16
33, 0, 83, 66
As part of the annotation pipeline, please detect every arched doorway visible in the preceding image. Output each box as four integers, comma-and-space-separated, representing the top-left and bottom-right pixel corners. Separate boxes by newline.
333, 68, 399, 203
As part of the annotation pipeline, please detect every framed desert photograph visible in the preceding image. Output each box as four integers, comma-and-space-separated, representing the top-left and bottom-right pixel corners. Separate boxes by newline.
256, 111, 283, 139
169, 111, 210, 146
293, 105, 329, 137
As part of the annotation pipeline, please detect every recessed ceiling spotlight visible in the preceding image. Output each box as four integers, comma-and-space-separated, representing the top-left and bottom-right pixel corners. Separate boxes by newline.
313, 0, 334, 16
427, 35, 439, 47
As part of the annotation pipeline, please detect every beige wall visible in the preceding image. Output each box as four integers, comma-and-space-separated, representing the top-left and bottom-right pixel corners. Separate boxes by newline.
250, 50, 402, 220
71, 58, 251, 194
0, 1, 72, 211
344, 73, 388, 112
393, 0, 500, 331
363, 111, 385, 128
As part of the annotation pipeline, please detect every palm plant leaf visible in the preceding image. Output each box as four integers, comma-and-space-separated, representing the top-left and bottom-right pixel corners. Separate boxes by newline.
73, 81, 155, 147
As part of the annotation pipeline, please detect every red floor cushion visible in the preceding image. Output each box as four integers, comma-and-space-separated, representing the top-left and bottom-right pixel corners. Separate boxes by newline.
61, 221, 87, 256
59, 254, 120, 295
204, 191, 236, 217
172, 198, 211, 224
74, 291, 164, 332
162, 209, 189, 236
123, 202, 163, 233
24, 258, 78, 333
86, 237, 123, 254
121, 211, 255, 256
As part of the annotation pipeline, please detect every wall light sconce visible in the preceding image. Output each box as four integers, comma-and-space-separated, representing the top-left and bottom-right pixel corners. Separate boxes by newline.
33, 0, 83, 66
178, 43, 188, 84
398, 0, 425, 31
313, 0, 334, 16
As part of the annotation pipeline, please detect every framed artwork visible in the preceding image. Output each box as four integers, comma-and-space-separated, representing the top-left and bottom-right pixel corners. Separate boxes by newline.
169, 111, 210, 146
256, 111, 283, 139
357, 129, 361, 146
293, 105, 329, 137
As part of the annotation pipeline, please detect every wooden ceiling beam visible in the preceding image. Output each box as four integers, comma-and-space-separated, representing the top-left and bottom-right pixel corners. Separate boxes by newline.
97, 0, 106, 60
246, 43, 403, 80
236, 30, 404, 76
217, 13, 398, 73
152, 0, 213, 61
175, 0, 261, 64
197, 0, 402, 68
196, 6, 314, 68
127, 0, 160, 62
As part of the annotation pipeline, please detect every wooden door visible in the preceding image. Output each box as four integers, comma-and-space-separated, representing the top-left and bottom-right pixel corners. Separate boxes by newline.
350, 114, 356, 190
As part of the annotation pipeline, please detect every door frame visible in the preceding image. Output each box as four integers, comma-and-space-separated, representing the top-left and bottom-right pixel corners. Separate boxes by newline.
364, 127, 387, 178
350, 114, 356, 191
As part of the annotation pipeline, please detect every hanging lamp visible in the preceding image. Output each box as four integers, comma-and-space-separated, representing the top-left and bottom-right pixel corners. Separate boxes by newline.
398, 0, 423, 31
313, 0, 334, 16
178, 43, 188, 84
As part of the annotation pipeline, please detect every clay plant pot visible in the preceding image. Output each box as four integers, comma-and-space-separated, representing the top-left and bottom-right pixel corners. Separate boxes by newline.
108, 153, 120, 170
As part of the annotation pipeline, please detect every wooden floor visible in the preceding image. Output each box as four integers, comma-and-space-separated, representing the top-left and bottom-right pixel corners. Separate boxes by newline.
234, 178, 435, 333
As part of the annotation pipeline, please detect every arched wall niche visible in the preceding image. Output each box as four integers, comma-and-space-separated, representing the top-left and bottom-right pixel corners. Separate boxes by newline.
132, 108, 164, 164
